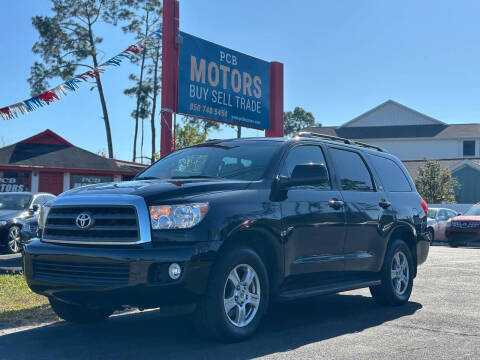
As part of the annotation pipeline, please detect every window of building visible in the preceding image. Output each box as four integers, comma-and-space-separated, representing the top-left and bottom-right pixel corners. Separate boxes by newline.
0, 172, 30, 192
368, 155, 412, 192
329, 148, 374, 192
71, 174, 113, 188
463, 140, 476, 157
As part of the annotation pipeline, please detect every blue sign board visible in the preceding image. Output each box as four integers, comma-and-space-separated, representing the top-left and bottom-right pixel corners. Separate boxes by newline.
177, 32, 270, 130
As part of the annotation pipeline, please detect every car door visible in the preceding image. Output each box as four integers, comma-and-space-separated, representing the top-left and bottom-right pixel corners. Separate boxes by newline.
436, 209, 456, 241
280, 144, 347, 279
328, 147, 392, 274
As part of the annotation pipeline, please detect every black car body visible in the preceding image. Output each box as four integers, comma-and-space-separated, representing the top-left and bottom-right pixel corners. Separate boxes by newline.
20, 214, 40, 246
24, 134, 429, 341
0, 192, 55, 253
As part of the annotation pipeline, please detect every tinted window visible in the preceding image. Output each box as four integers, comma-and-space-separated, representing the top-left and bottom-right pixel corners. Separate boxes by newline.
329, 148, 374, 191
464, 206, 480, 216
446, 210, 457, 218
437, 209, 448, 220
369, 155, 412, 192
137, 142, 280, 181
33, 196, 46, 206
463, 140, 475, 156
428, 208, 437, 219
0, 194, 32, 210
282, 145, 331, 190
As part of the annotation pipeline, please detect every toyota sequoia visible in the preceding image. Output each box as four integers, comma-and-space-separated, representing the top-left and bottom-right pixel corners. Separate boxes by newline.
24, 133, 430, 342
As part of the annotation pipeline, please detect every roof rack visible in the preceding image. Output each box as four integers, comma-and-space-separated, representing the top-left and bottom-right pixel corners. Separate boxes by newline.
295, 132, 385, 152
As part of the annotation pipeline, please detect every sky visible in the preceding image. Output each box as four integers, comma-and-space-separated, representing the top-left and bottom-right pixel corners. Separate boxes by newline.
1, 0, 480, 162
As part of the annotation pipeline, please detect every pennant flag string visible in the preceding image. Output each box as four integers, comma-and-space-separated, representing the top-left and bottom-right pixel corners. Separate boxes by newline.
0, 29, 162, 121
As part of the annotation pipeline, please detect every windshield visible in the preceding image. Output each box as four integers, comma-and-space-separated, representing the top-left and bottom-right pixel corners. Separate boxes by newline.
428, 209, 437, 219
0, 194, 32, 210
137, 142, 280, 181
464, 206, 480, 216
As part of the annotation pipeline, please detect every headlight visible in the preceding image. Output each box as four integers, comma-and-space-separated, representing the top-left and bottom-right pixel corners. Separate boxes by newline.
38, 205, 51, 228
0, 220, 7, 227
149, 203, 209, 229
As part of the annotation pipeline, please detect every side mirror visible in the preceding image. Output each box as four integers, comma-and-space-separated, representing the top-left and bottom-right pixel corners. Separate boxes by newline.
280, 164, 329, 189
31, 204, 40, 213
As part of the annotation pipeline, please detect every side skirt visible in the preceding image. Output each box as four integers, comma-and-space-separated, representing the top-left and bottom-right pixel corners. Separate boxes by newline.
277, 279, 381, 301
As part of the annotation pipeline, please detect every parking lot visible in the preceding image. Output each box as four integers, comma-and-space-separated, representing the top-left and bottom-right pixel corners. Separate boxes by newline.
0, 246, 479, 360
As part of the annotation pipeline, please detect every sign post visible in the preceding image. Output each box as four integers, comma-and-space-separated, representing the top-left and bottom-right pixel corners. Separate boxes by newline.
160, 0, 179, 157
266, 62, 284, 137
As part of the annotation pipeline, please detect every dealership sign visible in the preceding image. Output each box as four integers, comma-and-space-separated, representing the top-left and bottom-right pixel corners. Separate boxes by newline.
177, 32, 271, 130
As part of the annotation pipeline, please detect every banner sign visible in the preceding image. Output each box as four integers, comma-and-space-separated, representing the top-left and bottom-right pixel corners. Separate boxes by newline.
177, 32, 271, 130
0, 30, 162, 121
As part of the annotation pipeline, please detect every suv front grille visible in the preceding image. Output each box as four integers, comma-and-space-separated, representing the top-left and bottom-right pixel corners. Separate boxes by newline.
44, 206, 140, 244
32, 260, 130, 286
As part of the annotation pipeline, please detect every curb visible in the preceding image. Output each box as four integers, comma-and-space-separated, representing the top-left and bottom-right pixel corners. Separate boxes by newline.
0, 267, 23, 275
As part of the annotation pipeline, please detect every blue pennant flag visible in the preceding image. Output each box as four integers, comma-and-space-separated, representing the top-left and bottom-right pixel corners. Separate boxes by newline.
24, 97, 44, 111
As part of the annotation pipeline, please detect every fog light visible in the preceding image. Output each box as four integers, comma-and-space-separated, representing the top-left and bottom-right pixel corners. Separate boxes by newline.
168, 263, 182, 280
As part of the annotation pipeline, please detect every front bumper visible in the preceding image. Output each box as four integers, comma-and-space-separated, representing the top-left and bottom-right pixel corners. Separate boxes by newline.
24, 239, 218, 309
446, 230, 480, 245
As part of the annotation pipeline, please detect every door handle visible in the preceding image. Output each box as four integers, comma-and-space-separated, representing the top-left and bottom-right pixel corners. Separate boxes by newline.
328, 198, 344, 210
379, 199, 391, 209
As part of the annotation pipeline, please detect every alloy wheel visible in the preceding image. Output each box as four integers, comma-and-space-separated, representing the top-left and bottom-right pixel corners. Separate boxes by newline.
391, 250, 409, 296
223, 264, 261, 328
8, 226, 20, 253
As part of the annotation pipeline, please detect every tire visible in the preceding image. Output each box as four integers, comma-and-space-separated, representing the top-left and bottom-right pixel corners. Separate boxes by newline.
49, 298, 113, 323
6, 226, 21, 254
426, 228, 434, 243
370, 239, 414, 306
192, 246, 269, 342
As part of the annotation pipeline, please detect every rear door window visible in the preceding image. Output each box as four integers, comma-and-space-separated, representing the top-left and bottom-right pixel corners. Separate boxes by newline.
368, 155, 412, 192
329, 148, 374, 191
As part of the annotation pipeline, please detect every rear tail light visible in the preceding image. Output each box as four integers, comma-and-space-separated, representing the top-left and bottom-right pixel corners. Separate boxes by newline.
420, 199, 428, 217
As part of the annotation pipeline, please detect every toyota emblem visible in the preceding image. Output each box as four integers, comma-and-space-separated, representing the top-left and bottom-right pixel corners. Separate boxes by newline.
76, 213, 93, 229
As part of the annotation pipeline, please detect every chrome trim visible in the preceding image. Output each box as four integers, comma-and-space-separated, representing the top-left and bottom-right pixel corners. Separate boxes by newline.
41, 194, 151, 245
294, 251, 374, 265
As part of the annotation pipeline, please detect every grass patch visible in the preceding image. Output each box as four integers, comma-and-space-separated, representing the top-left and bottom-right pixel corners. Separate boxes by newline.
0, 274, 58, 328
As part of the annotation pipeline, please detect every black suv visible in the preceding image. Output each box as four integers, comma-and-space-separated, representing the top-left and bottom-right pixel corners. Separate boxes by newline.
24, 133, 429, 342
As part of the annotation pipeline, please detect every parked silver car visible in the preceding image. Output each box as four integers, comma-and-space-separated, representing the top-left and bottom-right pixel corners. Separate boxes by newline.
427, 207, 458, 242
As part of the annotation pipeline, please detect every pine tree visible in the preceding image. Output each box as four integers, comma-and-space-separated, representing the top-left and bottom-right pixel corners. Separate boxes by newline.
415, 159, 460, 203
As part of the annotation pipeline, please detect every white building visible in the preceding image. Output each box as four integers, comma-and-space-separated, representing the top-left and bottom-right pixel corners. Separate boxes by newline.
304, 100, 480, 203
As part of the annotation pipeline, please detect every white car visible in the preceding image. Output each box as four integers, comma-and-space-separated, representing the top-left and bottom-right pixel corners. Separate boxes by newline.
427, 207, 458, 242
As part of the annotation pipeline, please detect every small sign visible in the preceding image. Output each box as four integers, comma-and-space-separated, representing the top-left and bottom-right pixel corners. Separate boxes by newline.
177, 32, 271, 130
72, 175, 112, 188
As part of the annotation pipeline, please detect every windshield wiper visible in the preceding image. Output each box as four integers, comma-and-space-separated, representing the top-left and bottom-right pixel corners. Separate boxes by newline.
170, 175, 223, 179
136, 176, 160, 180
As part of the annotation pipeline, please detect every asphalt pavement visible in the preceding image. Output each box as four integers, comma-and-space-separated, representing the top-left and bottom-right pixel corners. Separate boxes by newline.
0, 246, 479, 359
0, 253, 22, 274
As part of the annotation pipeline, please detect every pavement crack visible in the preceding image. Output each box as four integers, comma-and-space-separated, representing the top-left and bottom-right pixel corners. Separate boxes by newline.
387, 323, 480, 338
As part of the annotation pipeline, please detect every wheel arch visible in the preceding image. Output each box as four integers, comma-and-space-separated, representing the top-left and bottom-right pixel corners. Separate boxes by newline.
386, 225, 418, 277
217, 227, 284, 298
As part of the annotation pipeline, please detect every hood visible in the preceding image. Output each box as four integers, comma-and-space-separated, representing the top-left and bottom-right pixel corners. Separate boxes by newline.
58, 179, 252, 202
0, 209, 24, 220
450, 215, 480, 222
